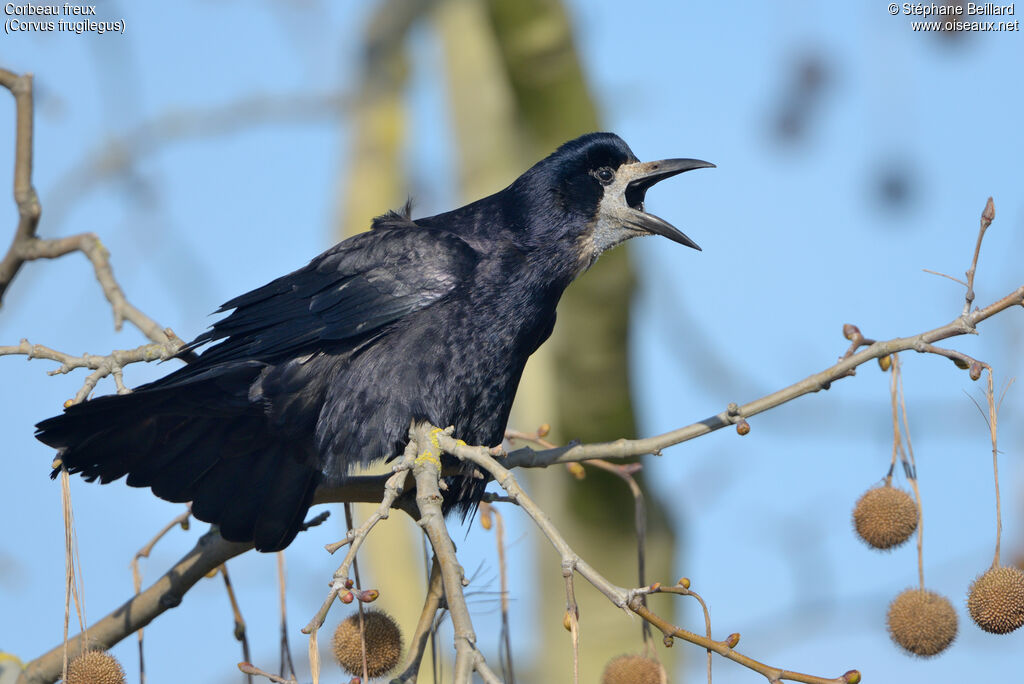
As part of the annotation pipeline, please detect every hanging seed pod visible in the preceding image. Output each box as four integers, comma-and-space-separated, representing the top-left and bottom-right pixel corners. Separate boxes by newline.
887, 588, 957, 657
967, 565, 1024, 634
852, 486, 918, 550
65, 650, 126, 684
600, 654, 666, 684
332, 610, 403, 678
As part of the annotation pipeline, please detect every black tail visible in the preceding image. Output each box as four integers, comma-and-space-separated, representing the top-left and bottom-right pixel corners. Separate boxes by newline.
441, 463, 491, 521
36, 364, 321, 552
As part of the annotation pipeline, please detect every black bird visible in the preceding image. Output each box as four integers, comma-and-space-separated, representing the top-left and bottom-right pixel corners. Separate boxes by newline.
36, 132, 713, 552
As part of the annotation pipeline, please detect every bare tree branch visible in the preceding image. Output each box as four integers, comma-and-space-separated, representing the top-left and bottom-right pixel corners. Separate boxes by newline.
1, 334, 186, 404
505, 282, 1024, 470
963, 196, 995, 317
300, 448, 417, 648
18, 531, 253, 684
0, 68, 41, 305
435, 432, 859, 684
16, 477, 388, 684
393, 557, 445, 683
410, 423, 481, 684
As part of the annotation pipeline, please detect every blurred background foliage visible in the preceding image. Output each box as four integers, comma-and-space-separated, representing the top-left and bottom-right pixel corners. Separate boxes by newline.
2, 1, 1022, 682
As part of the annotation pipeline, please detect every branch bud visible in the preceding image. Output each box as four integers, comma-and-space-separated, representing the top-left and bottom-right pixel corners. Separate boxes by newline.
982, 196, 995, 224
677, 577, 691, 589
537, 423, 551, 438
843, 670, 862, 684
344, 579, 354, 589
663, 635, 674, 647
735, 419, 750, 436
567, 462, 586, 480
340, 591, 354, 604
842, 324, 860, 341
878, 355, 892, 372
562, 611, 573, 631
356, 589, 379, 603
649, 582, 661, 592
725, 632, 740, 648
969, 362, 983, 381
479, 502, 493, 530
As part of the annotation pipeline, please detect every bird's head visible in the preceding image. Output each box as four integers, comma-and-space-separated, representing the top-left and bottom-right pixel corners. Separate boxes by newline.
512, 132, 714, 272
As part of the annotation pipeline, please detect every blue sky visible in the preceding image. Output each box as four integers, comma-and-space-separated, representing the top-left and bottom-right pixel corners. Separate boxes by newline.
2, 3, 1022, 683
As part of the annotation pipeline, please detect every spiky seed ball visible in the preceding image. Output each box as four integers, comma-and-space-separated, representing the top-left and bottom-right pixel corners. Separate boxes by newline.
600, 654, 666, 684
887, 588, 958, 657
332, 609, 402, 678
852, 486, 918, 550
65, 649, 126, 684
967, 565, 1024, 634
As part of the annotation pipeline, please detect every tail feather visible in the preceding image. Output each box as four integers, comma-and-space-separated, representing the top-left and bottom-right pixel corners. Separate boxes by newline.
443, 468, 489, 521
36, 367, 322, 552
69, 417, 165, 485
186, 450, 258, 523
126, 417, 204, 487
216, 446, 282, 544
148, 431, 229, 503
253, 456, 320, 551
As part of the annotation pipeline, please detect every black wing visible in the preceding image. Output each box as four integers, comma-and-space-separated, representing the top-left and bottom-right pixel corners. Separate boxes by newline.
36, 222, 479, 552
179, 224, 478, 369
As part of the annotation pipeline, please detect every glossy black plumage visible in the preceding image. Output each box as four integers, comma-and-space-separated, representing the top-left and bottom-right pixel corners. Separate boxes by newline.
36, 132, 712, 551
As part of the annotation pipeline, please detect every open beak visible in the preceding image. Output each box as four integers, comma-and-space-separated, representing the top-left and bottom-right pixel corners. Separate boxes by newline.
616, 158, 715, 250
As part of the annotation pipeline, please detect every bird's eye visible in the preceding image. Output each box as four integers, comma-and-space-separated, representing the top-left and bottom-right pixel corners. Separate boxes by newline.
594, 167, 615, 185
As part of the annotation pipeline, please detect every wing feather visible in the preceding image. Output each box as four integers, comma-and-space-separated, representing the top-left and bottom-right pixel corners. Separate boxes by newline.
184, 226, 476, 366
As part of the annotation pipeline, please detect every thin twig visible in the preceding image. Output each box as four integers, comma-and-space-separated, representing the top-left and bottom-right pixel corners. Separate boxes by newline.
504, 282, 1024, 470
219, 564, 253, 684
1, 335, 187, 404
276, 552, 297, 681
394, 557, 445, 683
921, 268, 967, 287
238, 661, 297, 684
302, 449, 416, 642
480, 502, 515, 683
963, 197, 995, 317
0, 74, 189, 391
585, 458, 651, 648
982, 370, 1013, 568
893, 356, 925, 589
130, 507, 190, 684
343, 504, 371, 683
563, 566, 580, 684
0, 68, 41, 305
